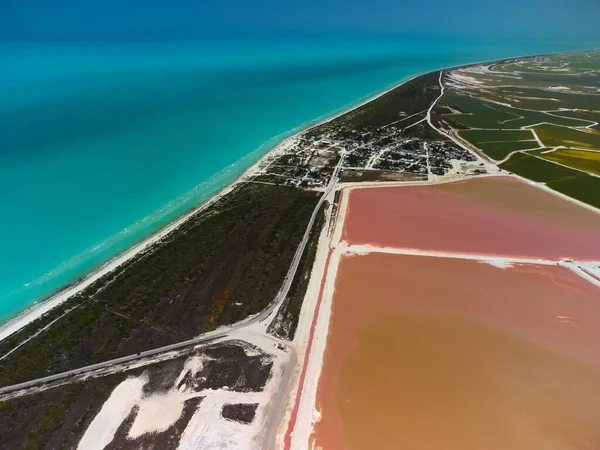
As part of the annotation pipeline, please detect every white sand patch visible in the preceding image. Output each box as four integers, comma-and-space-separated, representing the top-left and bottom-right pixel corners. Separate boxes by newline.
330, 189, 348, 247
128, 393, 187, 439
174, 354, 209, 388
77, 375, 146, 450
275, 194, 344, 448
516, 96, 560, 101
561, 261, 600, 289
460, 64, 495, 75
126, 353, 214, 438
0, 345, 196, 402
340, 244, 556, 266
480, 260, 514, 269
348, 245, 370, 256
76, 341, 285, 448
230, 331, 296, 448
485, 98, 515, 108
243, 194, 337, 448
126, 353, 218, 438
447, 72, 484, 86
178, 390, 261, 450
241, 345, 264, 357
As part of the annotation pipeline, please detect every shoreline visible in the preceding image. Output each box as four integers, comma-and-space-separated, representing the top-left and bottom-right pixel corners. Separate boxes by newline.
3, 45, 598, 343
0, 69, 426, 343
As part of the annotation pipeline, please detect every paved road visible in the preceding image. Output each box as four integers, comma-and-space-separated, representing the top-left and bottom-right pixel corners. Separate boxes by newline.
427, 70, 496, 164
0, 158, 342, 396
426, 71, 446, 126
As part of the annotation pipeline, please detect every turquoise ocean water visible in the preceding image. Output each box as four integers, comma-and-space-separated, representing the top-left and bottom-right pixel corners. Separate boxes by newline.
0, 35, 596, 322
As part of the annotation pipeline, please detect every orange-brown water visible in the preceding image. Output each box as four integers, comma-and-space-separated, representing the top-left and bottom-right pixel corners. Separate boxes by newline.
314, 253, 600, 450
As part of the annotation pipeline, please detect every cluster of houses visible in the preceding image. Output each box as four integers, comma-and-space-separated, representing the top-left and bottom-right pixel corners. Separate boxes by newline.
250, 138, 339, 188
334, 126, 477, 176
250, 123, 484, 189
428, 141, 477, 175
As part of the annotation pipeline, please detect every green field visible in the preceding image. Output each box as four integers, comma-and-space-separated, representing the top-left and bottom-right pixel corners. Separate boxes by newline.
477, 140, 540, 160
548, 110, 600, 131
494, 62, 545, 74
497, 87, 600, 111
534, 124, 600, 149
500, 152, 600, 208
444, 50, 600, 209
460, 129, 534, 145
444, 92, 588, 130
499, 152, 578, 182
540, 148, 600, 175
547, 173, 600, 209
502, 108, 588, 129
494, 52, 600, 75
443, 94, 516, 128
552, 109, 600, 120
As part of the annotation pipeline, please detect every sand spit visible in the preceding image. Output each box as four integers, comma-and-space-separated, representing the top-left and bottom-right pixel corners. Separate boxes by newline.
313, 252, 600, 449
342, 176, 600, 261
481, 259, 515, 268
267, 186, 341, 450
284, 240, 341, 449
337, 243, 559, 266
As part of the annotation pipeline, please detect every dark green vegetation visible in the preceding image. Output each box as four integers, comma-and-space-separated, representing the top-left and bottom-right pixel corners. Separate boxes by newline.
459, 129, 534, 145
500, 152, 600, 208
442, 88, 596, 128
0, 341, 272, 450
0, 373, 126, 450
0, 184, 318, 387
547, 174, 600, 209
477, 140, 540, 160
495, 87, 600, 111
403, 120, 446, 140
539, 149, 600, 176
500, 152, 578, 182
553, 110, 600, 132
105, 398, 202, 450
534, 123, 600, 149
446, 97, 586, 130
310, 71, 442, 133
221, 403, 258, 424
441, 93, 518, 129
442, 50, 600, 209
268, 203, 326, 341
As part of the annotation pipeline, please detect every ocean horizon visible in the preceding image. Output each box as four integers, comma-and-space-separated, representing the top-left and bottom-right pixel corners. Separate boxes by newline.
1, 34, 597, 324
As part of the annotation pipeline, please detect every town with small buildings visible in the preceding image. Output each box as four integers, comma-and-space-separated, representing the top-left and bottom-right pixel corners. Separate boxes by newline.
249, 123, 485, 188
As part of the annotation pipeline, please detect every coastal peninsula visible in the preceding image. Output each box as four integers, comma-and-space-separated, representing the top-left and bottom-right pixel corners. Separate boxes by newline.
1, 49, 600, 449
